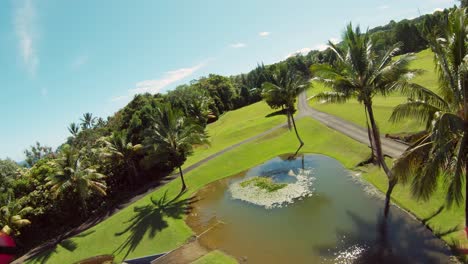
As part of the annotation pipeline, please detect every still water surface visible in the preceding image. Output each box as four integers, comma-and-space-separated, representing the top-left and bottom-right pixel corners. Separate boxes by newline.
186, 155, 452, 263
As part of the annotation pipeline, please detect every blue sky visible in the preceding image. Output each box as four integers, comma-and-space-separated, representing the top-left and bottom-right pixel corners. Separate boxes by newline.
0, 0, 457, 160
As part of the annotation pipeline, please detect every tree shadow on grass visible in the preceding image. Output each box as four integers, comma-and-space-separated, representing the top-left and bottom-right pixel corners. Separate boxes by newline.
112, 191, 197, 261
27, 230, 95, 264
265, 109, 288, 118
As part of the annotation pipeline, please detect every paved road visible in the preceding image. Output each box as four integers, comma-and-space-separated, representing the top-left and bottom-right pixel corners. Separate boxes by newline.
297, 91, 408, 158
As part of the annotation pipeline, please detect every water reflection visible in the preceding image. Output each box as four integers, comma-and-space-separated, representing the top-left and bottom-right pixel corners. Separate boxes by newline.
186, 155, 452, 264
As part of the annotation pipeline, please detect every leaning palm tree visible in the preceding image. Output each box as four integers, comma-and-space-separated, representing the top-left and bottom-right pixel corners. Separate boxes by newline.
100, 132, 143, 185
262, 64, 309, 157
145, 104, 208, 193
48, 145, 107, 214
68, 122, 80, 137
311, 24, 417, 217
391, 8, 468, 229
0, 198, 32, 236
80, 113, 96, 130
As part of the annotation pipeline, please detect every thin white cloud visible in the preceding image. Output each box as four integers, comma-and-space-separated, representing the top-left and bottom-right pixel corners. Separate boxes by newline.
286, 39, 337, 58
14, 0, 38, 75
259, 32, 270, 37
71, 55, 88, 69
314, 44, 329, 51
286, 47, 313, 58
230, 43, 246, 48
329, 37, 340, 44
378, 5, 390, 10
129, 62, 206, 95
433, 7, 444, 13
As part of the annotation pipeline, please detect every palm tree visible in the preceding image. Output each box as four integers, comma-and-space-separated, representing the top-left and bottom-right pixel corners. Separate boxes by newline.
262, 64, 309, 157
68, 122, 80, 137
100, 132, 143, 185
48, 145, 107, 213
80, 113, 96, 130
391, 8, 468, 228
145, 104, 208, 193
311, 24, 417, 217
0, 198, 32, 236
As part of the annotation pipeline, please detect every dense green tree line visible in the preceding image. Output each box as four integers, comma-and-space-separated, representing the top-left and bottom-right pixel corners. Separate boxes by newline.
0, 4, 464, 257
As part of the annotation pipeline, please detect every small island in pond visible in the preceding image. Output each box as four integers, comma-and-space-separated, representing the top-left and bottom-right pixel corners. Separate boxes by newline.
239, 176, 288, 192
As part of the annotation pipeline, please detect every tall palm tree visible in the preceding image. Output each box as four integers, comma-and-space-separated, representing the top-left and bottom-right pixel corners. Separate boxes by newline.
100, 132, 143, 185
145, 104, 208, 192
311, 24, 416, 217
80, 113, 96, 130
262, 64, 309, 157
68, 122, 80, 137
48, 145, 107, 213
0, 198, 32, 236
391, 8, 468, 229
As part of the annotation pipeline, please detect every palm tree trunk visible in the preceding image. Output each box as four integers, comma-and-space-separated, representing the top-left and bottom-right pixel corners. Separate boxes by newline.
366, 102, 397, 219
179, 166, 187, 192
365, 106, 378, 164
290, 111, 304, 157
384, 178, 397, 218
366, 103, 393, 177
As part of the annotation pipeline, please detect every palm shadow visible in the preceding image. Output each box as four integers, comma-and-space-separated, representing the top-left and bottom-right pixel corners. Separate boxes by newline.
112, 191, 197, 260
314, 210, 452, 264
27, 230, 95, 264
265, 109, 288, 118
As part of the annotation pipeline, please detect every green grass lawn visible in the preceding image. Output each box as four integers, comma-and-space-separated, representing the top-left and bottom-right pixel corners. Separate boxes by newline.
28, 116, 464, 263
27, 117, 369, 264
192, 250, 238, 264
307, 49, 437, 135
25, 49, 465, 263
184, 101, 285, 167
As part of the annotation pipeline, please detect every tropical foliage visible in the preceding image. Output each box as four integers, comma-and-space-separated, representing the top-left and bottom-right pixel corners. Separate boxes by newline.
144, 104, 208, 192
0, 4, 461, 260
311, 23, 418, 216
392, 8, 468, 228
47, 145, 107, 213
0, 198, 32, 236
262, 64, 309, 156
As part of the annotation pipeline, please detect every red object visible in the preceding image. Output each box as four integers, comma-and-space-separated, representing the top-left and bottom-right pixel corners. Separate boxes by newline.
0, 232, 16, 264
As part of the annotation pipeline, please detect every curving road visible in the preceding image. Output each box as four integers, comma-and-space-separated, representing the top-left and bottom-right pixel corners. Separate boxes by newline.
297, 91, 408, 158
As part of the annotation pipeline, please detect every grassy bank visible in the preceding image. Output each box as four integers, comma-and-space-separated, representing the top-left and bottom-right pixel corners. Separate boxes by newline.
185, 101, 285, 167
28, 117, 369, 263
192, 250, 238, 264
29, 116, 464, 263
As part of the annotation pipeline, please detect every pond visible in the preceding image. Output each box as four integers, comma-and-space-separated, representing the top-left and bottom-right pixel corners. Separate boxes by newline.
186, 154, 453, 264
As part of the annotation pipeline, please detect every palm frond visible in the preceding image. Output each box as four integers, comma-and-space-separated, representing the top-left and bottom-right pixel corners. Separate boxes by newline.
390, 101, 440, 127
312, 92, 350, 104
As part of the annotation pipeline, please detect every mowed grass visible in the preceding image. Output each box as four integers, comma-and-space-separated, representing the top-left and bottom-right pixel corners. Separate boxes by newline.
184, 101, 285, 167
308, 49, 437, 134
192, 250, 238, 264
28, 116, 465, 263
27, 117, 369, 264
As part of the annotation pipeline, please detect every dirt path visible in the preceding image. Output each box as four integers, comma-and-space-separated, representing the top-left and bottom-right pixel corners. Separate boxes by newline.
297, 91, 408, 158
